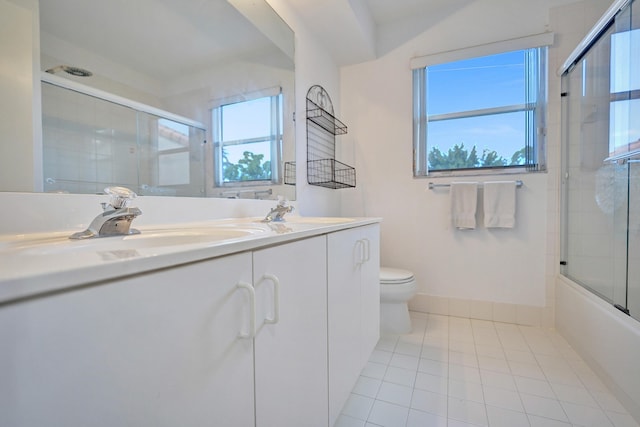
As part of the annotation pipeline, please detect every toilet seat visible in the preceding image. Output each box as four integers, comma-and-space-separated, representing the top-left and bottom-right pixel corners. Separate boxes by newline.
380, 267, 415, 285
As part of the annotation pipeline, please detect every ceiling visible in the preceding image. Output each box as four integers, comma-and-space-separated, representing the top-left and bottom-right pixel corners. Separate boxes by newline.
282, 0, 583, 66
39, 0, 282, 82
39, 0, 585, 79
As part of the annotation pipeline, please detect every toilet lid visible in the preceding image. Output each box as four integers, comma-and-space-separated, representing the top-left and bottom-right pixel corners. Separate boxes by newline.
380, 267, 415, 285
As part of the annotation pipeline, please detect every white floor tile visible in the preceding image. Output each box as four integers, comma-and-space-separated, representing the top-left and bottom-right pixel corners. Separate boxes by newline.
520, 393, 569, 422
448, 419, 485, 427
542, 365, 582, 387
383, 365, 417, 388
450, 350, 479, 368
449, 364, 482, 384
395, 341, 422, 357
342, 393, 375, 420
551, 382, 597, 407
592, 390, 629, 413
406, 409, 447, 427
338, 314, 637, 427
361, 361, 387, 380
504, 348, 538, 364
352, 376, 382, 399
483, 385, 525, 412
561, 400, 614, 426
375, 336, 398, 352
486, 405, 530, 427
448, 396, 489, 426
606, 410, 640, 427
418, 357, 448, 377
389, 353, 420, 371
476, 344, 506, 359
514, 376, 554, 397
508, 361, 546, 380
410, 388, 448, 417
414, 371, 447, 394
334, 414, 367, 427
376, 381, 413, 407
480, 369, 518, 391
449, 378, 484, 403
450, 339, 477, 354
421, 344, 448, 362
369, 349, 393, 365
527, 414, 572, 427
478, 355, 511, 374
367, 400, 409, 427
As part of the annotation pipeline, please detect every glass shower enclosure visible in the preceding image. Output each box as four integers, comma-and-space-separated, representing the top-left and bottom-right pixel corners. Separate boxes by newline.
561, 0, 640, 320
41, 79, 207, 197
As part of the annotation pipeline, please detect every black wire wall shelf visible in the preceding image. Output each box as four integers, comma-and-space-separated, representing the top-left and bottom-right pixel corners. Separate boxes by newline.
306, 85, 355, 189
306, 99, 348, 135
307, 159, 355, 189
284, 161, 296, 185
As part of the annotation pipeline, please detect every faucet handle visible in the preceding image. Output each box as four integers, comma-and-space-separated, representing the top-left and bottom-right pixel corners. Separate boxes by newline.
104, 186, 137, 209
276, 195, 289, 207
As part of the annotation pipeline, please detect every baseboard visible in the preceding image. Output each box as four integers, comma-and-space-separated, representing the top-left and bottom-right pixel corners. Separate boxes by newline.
408, 292, 550, 327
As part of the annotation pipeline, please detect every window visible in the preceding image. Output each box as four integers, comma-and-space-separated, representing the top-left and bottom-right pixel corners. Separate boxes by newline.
413, 45, 548, 175
212, 91, 283, 185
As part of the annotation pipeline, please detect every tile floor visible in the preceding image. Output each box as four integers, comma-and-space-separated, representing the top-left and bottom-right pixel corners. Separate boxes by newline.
335, 312, 639, 427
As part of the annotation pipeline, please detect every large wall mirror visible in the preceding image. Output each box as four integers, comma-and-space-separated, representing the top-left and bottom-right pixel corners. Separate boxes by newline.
36, 0, 295, 200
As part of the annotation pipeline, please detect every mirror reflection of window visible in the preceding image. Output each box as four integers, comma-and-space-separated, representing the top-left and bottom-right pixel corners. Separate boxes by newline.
213, 90, 283, 185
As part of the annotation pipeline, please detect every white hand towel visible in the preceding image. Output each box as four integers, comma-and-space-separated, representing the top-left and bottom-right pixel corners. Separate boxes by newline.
483, 181, 516, 228
450, 182, 478, 229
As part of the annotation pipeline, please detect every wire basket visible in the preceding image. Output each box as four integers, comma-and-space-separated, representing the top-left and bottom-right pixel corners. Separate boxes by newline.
307, 159, 356, 189
284, 161, 296, 185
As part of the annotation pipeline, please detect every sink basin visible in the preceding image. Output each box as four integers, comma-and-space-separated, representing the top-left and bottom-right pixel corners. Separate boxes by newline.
0, 225, 266, 256
0, 217, 357, 258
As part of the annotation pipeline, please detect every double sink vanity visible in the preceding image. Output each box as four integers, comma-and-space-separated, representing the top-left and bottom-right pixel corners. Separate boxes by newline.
0, 195, 381, 427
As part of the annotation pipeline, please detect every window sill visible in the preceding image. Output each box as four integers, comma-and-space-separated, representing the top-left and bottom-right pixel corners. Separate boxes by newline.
414, 166, 546, 179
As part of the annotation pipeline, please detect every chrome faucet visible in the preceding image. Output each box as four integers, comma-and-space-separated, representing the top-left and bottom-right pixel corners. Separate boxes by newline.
262, 197, 294, 222
70, 187, 142, 239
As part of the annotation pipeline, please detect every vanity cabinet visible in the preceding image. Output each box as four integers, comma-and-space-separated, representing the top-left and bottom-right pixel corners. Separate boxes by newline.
0, 252, 256, 427
253, 236, 328, 426
327, 224, 380, 426
0, 222, 378, 427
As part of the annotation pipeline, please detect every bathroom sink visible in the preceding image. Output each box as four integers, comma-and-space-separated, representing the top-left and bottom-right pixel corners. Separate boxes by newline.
1, 225, 266, 256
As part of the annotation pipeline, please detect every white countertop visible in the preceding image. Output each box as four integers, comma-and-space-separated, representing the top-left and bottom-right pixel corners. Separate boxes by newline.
0, 216, 380, 305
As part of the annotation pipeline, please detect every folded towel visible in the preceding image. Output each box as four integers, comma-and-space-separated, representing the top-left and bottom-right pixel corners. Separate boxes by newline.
450, 182, 478, 229
484, 181, 516, 228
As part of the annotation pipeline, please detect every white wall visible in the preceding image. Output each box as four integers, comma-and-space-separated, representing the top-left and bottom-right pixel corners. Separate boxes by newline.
338, 0, 611, 325
0, 0, 41, 192
267, 0, 343, 217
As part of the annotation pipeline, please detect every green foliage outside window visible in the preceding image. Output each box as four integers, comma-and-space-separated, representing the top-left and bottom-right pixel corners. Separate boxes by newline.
428, 143, 526, 170
223, 151, 271, 182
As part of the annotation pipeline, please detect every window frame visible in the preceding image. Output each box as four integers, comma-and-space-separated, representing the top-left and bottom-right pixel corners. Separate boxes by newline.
211, 88, 283, 187
412, 35, 551, 177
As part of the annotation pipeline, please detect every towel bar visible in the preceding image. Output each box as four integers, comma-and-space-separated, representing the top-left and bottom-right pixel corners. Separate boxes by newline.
428, 180, 523, 190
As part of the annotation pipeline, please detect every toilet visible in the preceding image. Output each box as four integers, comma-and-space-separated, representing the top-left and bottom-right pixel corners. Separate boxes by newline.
379, 267, 417, 334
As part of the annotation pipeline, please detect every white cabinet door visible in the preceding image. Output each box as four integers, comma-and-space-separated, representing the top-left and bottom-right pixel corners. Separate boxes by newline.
0, 253, 255, 427
253, 236, 328, 427
327, 224, 380, 426
359, 224, 381, 368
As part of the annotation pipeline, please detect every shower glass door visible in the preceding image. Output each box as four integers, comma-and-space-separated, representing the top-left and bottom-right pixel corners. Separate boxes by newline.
561, 0, 640, 320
